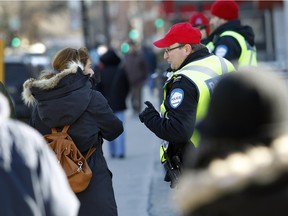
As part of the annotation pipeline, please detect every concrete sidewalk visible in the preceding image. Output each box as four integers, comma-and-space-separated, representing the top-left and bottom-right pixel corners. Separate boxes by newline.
103, 86, 180, 216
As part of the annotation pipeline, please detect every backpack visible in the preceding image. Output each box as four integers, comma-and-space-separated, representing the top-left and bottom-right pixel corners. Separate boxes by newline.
44, 125, 96, 193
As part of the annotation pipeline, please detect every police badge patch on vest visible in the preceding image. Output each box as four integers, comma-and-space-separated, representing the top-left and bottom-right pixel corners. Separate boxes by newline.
170, 88, 184, 109
215, 45, 228, 57
205, 76, 222, 95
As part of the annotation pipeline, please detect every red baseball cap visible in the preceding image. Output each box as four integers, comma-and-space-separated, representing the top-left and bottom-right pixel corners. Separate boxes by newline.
210, 0, 239, 21
153, 22, 201, 48
189, 12, 210, 35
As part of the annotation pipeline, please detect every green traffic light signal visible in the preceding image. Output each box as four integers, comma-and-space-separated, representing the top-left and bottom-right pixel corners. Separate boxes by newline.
11, 37, 21, 47
121, 42, 130, 53
154, 18, 164, 28
128, 29, 139, 40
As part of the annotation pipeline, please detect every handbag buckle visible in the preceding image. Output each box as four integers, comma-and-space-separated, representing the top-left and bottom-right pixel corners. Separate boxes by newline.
77, 161, 83, 172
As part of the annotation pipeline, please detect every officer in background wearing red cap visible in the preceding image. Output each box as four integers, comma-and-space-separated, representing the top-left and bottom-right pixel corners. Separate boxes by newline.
189, 11, 210, 43
139, 22, 235, 188
205, 0, 257, 68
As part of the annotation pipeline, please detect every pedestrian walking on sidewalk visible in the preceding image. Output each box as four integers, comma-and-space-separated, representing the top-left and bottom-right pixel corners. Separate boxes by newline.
124, 40, 148, 114
96, 48, 130, 159
22, 47, 123, 216
139, 22, 235, 188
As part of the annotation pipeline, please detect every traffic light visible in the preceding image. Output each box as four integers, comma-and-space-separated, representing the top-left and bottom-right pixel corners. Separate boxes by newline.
121, 42, 130, 53
11, 36, 21, 48
128, 29, 139, 41
154, 18, 164, 28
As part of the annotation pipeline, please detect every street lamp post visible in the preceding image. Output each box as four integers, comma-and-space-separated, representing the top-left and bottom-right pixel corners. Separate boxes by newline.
102, 0, 111, 47
81, 0, 90, 48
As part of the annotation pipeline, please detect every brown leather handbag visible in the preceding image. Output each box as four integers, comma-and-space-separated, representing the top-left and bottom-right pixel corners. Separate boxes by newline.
44, 125, 96, 193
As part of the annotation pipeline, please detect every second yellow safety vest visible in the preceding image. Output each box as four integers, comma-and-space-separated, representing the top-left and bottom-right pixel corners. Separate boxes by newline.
206, 30, 257, 67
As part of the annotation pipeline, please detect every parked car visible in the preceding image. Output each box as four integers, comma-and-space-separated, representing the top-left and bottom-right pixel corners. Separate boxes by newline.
4, 53, 50, 122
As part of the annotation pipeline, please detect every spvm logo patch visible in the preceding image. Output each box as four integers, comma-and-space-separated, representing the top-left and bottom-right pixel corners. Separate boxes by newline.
215, 45, 228, 57
170, 88, 184, 109
205, 76, 221, 95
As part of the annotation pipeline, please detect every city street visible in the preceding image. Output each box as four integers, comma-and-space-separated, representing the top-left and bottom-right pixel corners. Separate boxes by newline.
103, 86, 181, 216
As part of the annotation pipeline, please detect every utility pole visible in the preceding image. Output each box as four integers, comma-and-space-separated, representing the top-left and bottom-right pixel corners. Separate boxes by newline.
102, 0, 111, 47
81, 0, 90, 48
0, 39, 4, 83
285, 1, 288, 71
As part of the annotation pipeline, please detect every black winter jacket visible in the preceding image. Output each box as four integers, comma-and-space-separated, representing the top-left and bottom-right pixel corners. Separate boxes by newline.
143, 48, 212, 162
22, 62, 123, 152
96, 49, 130, 112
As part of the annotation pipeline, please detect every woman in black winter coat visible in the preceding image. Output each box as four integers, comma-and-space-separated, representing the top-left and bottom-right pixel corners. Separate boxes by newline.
22, 47, 123, 216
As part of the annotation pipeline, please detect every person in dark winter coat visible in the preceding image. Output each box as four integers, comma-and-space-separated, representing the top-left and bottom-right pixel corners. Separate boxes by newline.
124, 40, 148, 113
176, 68, 288, 216
141, 45, 157, 93
205, 0, 257, 68
185, 67, 288, 169
0, 93, 79, 216
22, 47, 123, 216
96, 48, 130, 158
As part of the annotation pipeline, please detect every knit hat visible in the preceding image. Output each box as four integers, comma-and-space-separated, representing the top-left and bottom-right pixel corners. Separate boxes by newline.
210, 0, 239, 21
189, 12, 210, 35
197, 68, 288, 140
100, 49, 121, 66
153, 22, 201, 48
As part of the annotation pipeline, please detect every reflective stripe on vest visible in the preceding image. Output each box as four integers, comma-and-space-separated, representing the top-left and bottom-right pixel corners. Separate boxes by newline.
206, 31, 257, 67
159, 55, 235, 159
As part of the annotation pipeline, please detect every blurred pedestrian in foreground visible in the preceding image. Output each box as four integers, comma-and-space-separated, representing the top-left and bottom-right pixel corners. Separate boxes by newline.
0, 81, 16, 118
139, 22, 235, 188
189, 11, 210, 42
0, 93, 79, 216
96, 48, 130, 158
185, 68, 288, 169
205, 0, 257, 68
175, 68, 288, 216
124, 40, 148, 114
22, 47, 123, 216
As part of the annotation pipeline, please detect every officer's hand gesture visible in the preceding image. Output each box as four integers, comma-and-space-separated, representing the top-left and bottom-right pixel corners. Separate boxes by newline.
139, 101, 159, 123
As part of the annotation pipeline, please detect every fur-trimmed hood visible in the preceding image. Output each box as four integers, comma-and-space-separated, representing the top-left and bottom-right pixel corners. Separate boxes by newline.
21, 61, 94, 128
174, 136, 288, 215
22, 61, 83, 107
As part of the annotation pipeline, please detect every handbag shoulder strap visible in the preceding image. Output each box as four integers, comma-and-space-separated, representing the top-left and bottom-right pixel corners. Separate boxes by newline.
85, 146, 96, 159
61, 125, 70, 133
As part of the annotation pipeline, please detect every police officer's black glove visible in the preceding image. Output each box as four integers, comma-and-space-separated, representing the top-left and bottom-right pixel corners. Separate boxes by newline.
139, 101, 159, 123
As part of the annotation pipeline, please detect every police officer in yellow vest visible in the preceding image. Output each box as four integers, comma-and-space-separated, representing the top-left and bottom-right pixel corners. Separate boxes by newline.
139, 22, 235, 188
205, 0, 257, 68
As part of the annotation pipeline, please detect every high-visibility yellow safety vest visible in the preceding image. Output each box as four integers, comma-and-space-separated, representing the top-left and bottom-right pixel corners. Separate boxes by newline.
159, 55, 235, 163
206, 31, 257, 67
